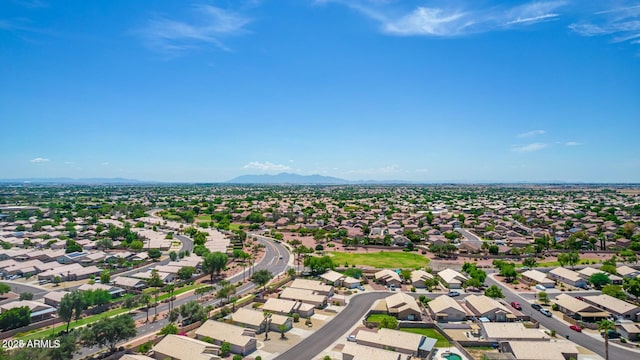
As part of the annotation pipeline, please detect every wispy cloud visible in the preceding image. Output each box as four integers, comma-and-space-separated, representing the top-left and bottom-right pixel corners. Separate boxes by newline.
569, 3, 640, 46
348, 164, 400, 174
562, 141, 582, 146
512, 143, 548, 152
318, 1, 566, 37
12, 0, 48, 8
517, 129, 546, 138
29, 157, 49, 163
137, 4, 251, 56
243, 161, 292, 172
101, 162, 110, 166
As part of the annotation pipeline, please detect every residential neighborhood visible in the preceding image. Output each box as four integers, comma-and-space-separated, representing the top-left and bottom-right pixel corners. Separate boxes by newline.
0, 184, 639, 360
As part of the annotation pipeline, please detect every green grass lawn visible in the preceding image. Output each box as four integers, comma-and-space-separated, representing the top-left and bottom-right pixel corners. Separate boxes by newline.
17, 283, 208, 341
16, 306, 132, 340
400, 328, 450, 347
366, 313, 389, 322
330, 251, 429, 269
196, 215, 212, 221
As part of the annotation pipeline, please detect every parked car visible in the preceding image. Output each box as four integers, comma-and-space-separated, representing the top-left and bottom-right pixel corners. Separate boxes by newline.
510, 302, 522, 310
347, 335, 357, 342
531, 303, 542, 310
569, 324, 582, 332
389, 284, 396, 291
448, 291, 460, 297
601, 330, 621, 339
539, 308, 552, 317
575, 296, 585, 301
535, 284, 546, 291
357, 285, 365, 291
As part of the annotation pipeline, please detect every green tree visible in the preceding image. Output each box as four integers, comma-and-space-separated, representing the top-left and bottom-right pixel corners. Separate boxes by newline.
53, 275, 61, 286
538, 291, 549, 305
59, 293, 74, 332
623, 277, 640, 300
522, 257, 537, 268
598, 319, 616, 360
148, 248, 162, 260
140, 293, 152, 322
278, 324, 287, 338
567, 252, 580, 269
100, 270, 110, 284
377, 315, 399, 330
557, 253, 569, 267
169, 251, 178, 261
602, 284, 627, 300
304, 255, 335, 274
203, 251, 228, 282
0, 283, 10, 295
465, 278, 482, 290
220, 342, 231, 357
0, 306, 30, 331
19, 292, 33, 300
158, 323, 178, 335
499, 264, 518, 282
589, 273, 611, 289
252, 269, 273, 289
484, 285, 504, 299
177, 266, 196, 280
80, 314, 137, 353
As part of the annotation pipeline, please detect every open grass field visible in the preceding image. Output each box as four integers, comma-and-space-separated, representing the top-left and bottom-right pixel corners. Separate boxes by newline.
329, 251, 429, 269
400, 328, 450, 347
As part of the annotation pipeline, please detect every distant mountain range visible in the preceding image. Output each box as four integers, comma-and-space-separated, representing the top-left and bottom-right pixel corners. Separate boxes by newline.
227, 173, 348, 184
226, 173, 411, 185
0, 177, 151, 185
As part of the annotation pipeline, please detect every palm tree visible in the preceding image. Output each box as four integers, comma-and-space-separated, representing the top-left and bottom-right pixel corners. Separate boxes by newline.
164, 284, 175, 313
598, 319, 615, 360
141, 293, 152, 323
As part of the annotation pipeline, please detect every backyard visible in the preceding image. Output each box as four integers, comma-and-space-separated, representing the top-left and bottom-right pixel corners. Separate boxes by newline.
400, 327, 450, 347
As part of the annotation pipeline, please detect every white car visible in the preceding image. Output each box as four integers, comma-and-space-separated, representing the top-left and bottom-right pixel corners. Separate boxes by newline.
346, 335, 357, 342
535, 284, 546, 291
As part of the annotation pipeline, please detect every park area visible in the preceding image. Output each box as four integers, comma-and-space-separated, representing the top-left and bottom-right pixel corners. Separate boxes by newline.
329, 251, 429, 269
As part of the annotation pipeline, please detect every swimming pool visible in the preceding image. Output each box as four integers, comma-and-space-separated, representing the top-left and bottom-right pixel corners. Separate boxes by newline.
443, 353, 462, 360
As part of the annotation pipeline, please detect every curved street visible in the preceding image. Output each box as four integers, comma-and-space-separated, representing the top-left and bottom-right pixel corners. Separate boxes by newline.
73, 234, 290, 359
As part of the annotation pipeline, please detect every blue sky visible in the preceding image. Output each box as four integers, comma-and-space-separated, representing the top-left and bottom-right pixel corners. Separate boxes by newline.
1, 0, 639, 183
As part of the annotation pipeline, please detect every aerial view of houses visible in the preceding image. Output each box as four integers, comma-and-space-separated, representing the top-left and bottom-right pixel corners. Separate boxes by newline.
0, 184, 638, 360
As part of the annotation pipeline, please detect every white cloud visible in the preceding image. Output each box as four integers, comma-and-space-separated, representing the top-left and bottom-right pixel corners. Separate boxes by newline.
563, 141, 581, 146
243, 161, 292, 172
29, 157, 49, 163
517, 129, 546, 138
512, 143, 548, 152
319, 1, 566, 37
570, 3, 640, 46
101, 162, 110, 166
137, 4, 251, 56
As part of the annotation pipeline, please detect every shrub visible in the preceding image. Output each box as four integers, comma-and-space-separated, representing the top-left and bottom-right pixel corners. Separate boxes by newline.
293, 313, 300, 322
233, 355, 243, 360
137, 341, 152, 353
552, 304, 559, 311
411, 287, 416, 292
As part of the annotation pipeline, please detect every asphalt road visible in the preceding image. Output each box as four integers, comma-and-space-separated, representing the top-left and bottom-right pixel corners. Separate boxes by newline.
0, 281, 48, 302
274, 292, 391, 360
456, 228, 483, 248
485, 275, 638, 360
73, 235, 290, 359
